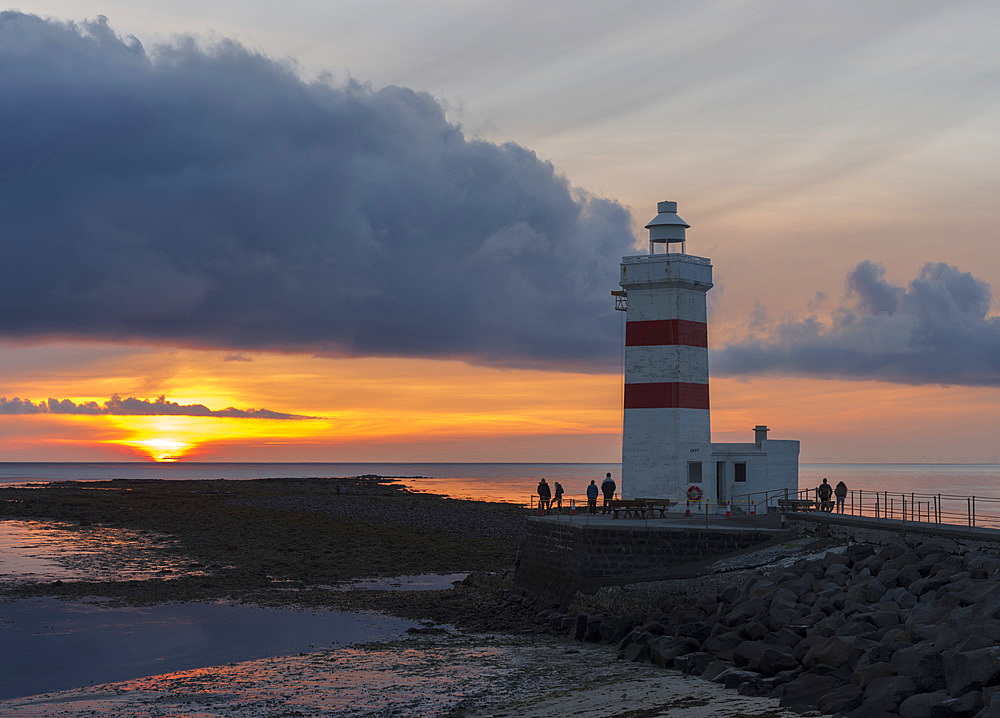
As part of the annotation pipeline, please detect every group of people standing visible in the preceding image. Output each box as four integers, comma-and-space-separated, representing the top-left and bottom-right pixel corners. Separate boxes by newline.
536, 473, 617, 514
817, 477, 849, 512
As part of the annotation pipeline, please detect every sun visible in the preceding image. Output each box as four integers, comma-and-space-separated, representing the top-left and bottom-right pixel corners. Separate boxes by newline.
131, 438, 191, 462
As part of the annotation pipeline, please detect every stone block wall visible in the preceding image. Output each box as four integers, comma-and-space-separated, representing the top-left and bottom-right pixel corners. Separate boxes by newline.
514, 518, 778, 605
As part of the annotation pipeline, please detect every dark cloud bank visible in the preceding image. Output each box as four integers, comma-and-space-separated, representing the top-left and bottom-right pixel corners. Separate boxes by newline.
0, 395, 314, 419
0, 12, 632, 370
713, 261, 1000, 386
3, 13, 996, 388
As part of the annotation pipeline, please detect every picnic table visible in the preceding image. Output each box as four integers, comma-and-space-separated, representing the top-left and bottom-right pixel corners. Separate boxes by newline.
610, 498, 674, 519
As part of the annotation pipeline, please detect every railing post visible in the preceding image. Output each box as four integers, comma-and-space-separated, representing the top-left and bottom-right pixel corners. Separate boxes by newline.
902, 495, 906, 524
968, 497, 972, 529
973, 496, 976, 528
858, 489, 861, 518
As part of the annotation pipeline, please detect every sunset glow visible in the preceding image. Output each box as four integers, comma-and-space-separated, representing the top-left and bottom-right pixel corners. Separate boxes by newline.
1, 5, 998, 466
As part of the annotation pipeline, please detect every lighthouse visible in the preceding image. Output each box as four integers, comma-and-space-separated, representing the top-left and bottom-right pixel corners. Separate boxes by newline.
617, 201, 799, 506
619, 201, 713, 500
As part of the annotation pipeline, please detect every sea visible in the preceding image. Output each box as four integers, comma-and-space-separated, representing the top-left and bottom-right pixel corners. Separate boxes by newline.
3, 461, 1000, 503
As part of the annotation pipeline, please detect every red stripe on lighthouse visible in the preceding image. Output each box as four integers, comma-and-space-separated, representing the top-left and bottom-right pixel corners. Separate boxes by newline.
625, 319, 707, 347
624, 382, 710, 410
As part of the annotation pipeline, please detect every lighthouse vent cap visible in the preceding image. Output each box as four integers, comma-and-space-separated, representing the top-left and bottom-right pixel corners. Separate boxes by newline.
645, 200, 689, 243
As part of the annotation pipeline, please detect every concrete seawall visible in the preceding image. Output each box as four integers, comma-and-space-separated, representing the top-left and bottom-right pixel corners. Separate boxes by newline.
514, 515, 783, 604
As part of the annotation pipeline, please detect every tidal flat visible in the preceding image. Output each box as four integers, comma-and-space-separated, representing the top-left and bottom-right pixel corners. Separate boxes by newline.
0, 477, 807, 716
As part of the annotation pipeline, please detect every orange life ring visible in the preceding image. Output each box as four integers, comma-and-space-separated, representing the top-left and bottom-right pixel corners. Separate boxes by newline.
686, 485, 703, 502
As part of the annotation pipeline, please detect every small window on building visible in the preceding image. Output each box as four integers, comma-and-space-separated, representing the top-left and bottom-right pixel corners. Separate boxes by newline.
688, 461, 702, 483
735, 462, 747, 482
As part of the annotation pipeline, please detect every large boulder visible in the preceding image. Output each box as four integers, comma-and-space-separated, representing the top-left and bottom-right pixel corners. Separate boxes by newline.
861, 675, 918, 714
778, 672, 844, 713
817, 684, 864, 714
648, 635, 699, 667
946, 647, 1000, 697
890, 644, 945, 692
898, 690, 952, 718
702, 629, 743, 661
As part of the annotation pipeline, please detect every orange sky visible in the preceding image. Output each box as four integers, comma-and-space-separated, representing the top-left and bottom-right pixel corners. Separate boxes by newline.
3, 341, 998, 463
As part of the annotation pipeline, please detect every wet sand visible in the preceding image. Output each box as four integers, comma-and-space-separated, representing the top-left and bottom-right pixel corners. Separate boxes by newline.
0, 632, 811, 718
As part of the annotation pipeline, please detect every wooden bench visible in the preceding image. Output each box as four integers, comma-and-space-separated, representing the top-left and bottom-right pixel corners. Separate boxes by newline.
611, 499, 674, 519
777, 498, 816, 512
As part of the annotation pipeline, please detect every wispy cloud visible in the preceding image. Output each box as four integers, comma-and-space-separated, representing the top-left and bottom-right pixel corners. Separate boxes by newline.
0, 12, 632, 371
713, 261, 1000, 386
0, 394, 317, 419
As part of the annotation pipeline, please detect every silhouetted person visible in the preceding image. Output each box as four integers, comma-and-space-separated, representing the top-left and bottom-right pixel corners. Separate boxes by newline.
586, 480, 599, 514
601, 472, 616, 514
553, 481, 564, 511
835, 480, 848, 513
817, 478, 833, 512
537, 478, 551, 512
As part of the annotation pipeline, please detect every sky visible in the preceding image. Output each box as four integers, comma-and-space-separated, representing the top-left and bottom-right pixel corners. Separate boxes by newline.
1, 1, 999, 463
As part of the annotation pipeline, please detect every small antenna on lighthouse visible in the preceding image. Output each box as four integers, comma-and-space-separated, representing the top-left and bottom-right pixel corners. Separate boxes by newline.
645, 201, 689, 255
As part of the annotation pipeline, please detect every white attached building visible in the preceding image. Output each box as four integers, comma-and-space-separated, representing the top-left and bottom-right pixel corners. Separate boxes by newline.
617, 201, 799, 508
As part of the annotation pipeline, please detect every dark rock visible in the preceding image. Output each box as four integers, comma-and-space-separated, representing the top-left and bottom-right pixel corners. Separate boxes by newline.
621, 642, 650, 663
584, 614, 604, 642
599, 614, 621, 643
610, 614, 642, 644
912, 571, 955, 597
779, 672, 843, 713
702, 629, 743, 661
738, 619, 769, 641
572, 613, 588, 640
752, 645, 800, 677
802, 635, 857, 668
946, 647, 1000, 697
891, 644, 946, 693
896, 565, 924, 590
700, 659, 730, 681
818, 683, 864, 714
863, 675, 918, 713
642, 620, 668, 636
845, 543, 877, 565
649, 635, 699, 667
675, 621, 712, 643
673, 651, 715, 676
939, 690, 982, 717
899, 690, 952, 718
857, 661, 896, 689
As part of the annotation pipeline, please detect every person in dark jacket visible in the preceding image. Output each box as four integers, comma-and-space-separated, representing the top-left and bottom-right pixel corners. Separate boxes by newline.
817, 478, 833, 512
553, 481, 564, 512
586, 480, 599, 514
601, 473, 617, 514
537, 478, 551, 512
834, 480, 848, 513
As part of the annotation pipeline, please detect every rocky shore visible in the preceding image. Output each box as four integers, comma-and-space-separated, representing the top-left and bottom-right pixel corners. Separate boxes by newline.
0, 476, 528, 614
9, 477, 1000, 717
517, 535, 1000, 717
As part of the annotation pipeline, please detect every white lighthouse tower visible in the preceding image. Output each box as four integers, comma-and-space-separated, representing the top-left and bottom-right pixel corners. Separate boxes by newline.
619, 201, 713, 500
617, 200, 800, 506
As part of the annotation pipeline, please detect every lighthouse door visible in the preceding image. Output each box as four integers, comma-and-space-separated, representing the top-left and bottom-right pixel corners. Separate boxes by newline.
716, 462, 727, 502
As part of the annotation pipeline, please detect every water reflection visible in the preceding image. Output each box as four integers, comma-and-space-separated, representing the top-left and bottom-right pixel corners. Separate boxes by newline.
0, 519, 201, 584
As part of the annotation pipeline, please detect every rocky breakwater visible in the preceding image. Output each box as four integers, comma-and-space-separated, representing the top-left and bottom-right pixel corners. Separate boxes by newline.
524, 537, 1000, 717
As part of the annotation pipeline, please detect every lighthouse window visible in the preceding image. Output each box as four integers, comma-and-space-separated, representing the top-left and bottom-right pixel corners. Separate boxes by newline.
688, 462, 702, 483
735, 463, 747, 482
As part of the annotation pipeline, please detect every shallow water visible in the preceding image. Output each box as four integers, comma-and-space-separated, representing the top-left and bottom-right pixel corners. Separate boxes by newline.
0, 520, 200, 584
0, 597, 419, 700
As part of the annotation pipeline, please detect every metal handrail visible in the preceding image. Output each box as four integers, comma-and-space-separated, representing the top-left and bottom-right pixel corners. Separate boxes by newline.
730, 486, 1000, 531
